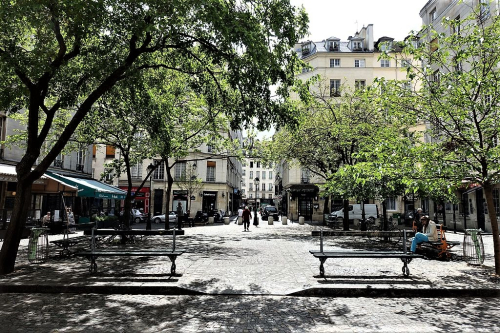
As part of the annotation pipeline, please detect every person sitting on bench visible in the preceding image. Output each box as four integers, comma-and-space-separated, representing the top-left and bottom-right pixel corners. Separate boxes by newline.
410, 215, 438, 253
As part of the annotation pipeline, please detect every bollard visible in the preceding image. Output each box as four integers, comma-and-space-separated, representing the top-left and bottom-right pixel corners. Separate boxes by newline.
224, 217, 230, 225
208, 216, 214, 224
299, 216, 305, 225
268, 217, 273, 225
237, 216, 243, 225
282, 216, 287, 225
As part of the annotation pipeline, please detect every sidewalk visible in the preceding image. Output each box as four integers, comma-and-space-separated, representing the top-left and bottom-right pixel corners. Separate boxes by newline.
0, 218, 498, 297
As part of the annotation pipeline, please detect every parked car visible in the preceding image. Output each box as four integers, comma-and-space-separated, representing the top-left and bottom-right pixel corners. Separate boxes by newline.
329, 204, 378, 222
131, 208, 146, 224
262, 206, 279, 221
194, 211, 208, 223
151, 211, 178, 225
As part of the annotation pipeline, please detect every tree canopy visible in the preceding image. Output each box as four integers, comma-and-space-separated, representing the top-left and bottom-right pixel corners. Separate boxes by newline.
0, 0, 308, 274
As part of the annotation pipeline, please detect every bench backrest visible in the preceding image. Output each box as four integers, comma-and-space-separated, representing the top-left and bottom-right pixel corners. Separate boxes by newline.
90, 228, 183, 251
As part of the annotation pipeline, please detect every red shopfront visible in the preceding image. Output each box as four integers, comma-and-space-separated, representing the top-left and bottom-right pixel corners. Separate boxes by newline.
119, 186, 151, 214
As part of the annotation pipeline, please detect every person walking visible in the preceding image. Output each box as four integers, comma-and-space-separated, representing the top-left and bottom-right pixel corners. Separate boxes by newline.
242, 206, 252, 231
237, 206, 243, 224
176, 202, 184, 230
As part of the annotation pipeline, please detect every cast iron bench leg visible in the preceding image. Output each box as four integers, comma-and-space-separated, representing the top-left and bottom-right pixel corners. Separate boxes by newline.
89, 256, 97, 274
319, 257, 326, 277
168, 255, 177, 275
401, 258, 410, 277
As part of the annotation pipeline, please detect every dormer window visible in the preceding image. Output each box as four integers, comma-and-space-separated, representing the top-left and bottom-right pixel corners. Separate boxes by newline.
301, 42, 311, 55
328, 41, 339, 51
380, 41, 393, 51
353, 41, 362, 51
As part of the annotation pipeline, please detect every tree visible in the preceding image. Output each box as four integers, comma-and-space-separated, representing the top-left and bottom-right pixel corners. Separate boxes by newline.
385, 7, 500, 275
0, 0, 308, 274
175, 162, 204, 213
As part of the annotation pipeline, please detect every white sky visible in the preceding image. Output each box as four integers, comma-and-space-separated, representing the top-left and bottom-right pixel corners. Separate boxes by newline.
290, 0, 428, 42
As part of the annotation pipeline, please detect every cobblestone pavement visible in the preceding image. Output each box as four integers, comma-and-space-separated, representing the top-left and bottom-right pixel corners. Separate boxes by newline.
0, 217, 499, 331
0, 293, 499, 332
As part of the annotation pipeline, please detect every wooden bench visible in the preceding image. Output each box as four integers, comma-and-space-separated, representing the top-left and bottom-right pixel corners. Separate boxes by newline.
413, 223, 460, 260
75, 229, 185, 275
310, 229, 423, 277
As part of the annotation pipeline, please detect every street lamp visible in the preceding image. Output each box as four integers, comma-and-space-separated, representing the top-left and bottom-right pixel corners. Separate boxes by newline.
254, 177, 260, 226
146, 162, 155, 230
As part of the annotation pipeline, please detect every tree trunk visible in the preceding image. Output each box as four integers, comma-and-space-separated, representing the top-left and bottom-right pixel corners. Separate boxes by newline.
482, 183, 500, 275
323, 196, 329, 225
0, 180, 33, 274
343, 199, 349, 231
165, 166, 173, 230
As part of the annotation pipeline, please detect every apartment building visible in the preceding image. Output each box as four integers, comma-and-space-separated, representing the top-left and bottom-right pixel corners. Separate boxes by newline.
95, 129, 244, 218
416, 0, 500, 232
0, 111, 115, 225
241, 158, 276, 211
280, 24, 410, 221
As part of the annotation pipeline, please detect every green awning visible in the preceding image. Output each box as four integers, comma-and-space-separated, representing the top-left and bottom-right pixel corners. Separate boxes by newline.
44, 171, 127, 199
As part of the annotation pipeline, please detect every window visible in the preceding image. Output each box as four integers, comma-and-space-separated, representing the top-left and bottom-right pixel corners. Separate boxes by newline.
301, 169, 310, 183
207, 143, 213, 153
262, 171, 266, 179
269, 171, 273, 179
206, 161, 216, 182
386, 197, 397, 210
430, 38, 438, 52
76, 149, 85, 171
257, 161, 260, 168
480, 0, 490, 21
105, 145, 115, 158
242, 169, 246, 176
256, 193, 260, 199
429, 8, 437, 22
250, 171, 253, 179
256, 171, 260, 179
54, 152, 63, 167
250, 161, 253, 168
268, 162, 273, 168
154, 160, 165, 180
380, 41, 392, 51
380, 59, 390, 67
328, 41, 339, 51
330, 79, 341, 97
269, 194, 273, 199
131, 162, 142, 178
174, 161, 186, 181
268, 183, 273, 191
249, 183, 253, 191
241, 181, 245, 187
249, 193, 253, 199
355, 80, 366, 90
354, 59, 365, 68
104, 168, 113, 183
330, 59, 340, 68
452, 15, 461, 34
353, 41, 362, 50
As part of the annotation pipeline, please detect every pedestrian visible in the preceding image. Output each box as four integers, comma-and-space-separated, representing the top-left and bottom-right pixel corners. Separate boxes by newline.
67, 207, 75, 233
242, 206, 252, 231
237, 206, 243, 224
42, 211, 51, 226
410, 215, 438, 253
176, 202, 183, 230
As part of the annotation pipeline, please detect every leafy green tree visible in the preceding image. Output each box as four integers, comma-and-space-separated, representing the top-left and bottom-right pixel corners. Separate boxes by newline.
0, 0, 308, 274
385, 8, 500, 274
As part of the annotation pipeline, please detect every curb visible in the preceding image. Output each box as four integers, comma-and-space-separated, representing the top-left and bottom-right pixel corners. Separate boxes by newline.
0, 284, 205, 295
288, 287, 500, 298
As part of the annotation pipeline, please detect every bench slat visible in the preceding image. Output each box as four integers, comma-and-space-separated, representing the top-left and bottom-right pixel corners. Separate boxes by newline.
84, 229, 185, 236
312, 251, 423, 259
75, 250, 184, 257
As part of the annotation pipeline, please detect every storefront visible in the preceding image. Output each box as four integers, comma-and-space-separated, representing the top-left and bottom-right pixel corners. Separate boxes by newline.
45, 171, 126, 223
118, 186, 149, 213
288, 184, 319, 221
173, 190, 188, 213
202, 191, 218, 212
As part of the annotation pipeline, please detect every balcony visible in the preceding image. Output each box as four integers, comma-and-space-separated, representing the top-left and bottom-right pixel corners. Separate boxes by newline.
76, 164, 84, 172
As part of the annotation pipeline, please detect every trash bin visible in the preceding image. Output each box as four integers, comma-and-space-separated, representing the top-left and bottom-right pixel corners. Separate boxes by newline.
392, 213, 402, 225
359, 219, 367, 231
463, 229, 485, 265
28, 227, 49, 264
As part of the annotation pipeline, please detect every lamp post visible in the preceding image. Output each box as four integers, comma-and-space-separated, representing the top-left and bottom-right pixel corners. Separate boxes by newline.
146, 162, 155, 230
254, 177, 260, 226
